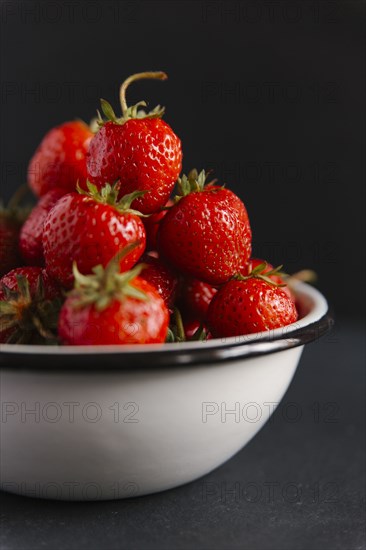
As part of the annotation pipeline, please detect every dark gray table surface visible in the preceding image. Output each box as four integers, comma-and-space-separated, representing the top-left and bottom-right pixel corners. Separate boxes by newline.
1, 318, 365, 550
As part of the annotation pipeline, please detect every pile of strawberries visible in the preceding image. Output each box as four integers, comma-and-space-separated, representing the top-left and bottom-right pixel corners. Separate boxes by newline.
0, 72, 298, 346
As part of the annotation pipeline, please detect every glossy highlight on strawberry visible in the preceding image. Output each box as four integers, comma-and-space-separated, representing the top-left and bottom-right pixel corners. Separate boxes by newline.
207, 278, 298, 338
143, 199, 172, 251
43, 183, 146, 288
1, 71, 307, 347
179, 277, 217, 320
28, 120, 93, 197
242, 258, 294, 299
19, 188, 65, 266
139, 253, 178, 309
58, 252, 168, 345
86, 72, 182, 214
158, 170, 252, 285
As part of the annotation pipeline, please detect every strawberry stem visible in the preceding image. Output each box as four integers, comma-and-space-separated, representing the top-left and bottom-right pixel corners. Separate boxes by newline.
235, 262, 287, 287
172, 307, 186, 342
71, 242, 147, 312
119, 71, 168, 117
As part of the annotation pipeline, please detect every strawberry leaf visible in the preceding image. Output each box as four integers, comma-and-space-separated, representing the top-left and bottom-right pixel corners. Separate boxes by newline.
100, 99, 118, 122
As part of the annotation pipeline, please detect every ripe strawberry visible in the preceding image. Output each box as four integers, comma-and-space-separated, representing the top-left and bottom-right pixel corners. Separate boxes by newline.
179, 278, 217, 320
166, 307, 210, 342
243, 258, 293, 299
158, 170, 252, 285
207, 267, 298, 338
0, 188, 31, 277
0, 267, 61, 344
143, 199, 172, 251
43, 182, 146, 289
19, 188, 65, 266
58, 252, 168, 345
183, 318, 212, 341
28, 120, 93, 197
0, 216, 21, 278
139, 254, 178, 309
87, 72, 182, 214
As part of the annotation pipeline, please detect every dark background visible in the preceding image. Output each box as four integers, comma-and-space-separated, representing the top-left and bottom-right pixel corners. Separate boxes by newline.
0, 3, 365, 550
0, 0, 365, 317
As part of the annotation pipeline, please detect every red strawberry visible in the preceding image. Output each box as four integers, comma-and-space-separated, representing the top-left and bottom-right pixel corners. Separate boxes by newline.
0, 267, 61, 344
139, 254, 178, 309
43, 182, 146, 289
183, 318, 212, 341
19, 188, 65, 266
207, 269, 298, 338
143, 199, 172, 251
58, 253, 168, 345
166, 307, 210, 342
179, 278, 217, 320
0, 187, 31, 277
158, 170, 252, 285
87, 72, 182, 214
28, 120, 93, 197
243, 258, 293, 299
0, 216, 21, 278
243, 260, 317, 302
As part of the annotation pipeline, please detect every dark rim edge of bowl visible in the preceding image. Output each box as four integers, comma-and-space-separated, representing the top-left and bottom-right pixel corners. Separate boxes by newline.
0, 309, 334, 371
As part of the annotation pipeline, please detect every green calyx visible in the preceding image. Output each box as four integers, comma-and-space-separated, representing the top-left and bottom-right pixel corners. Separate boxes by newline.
96, 71, 168, 127
235, 262, 288, 287
77, 181, 148, 217
165, 307, 208, 343
166, 307, 186, 343
0, 275, 61, 344
174, 169, 219, 202
71, 243, 148, 312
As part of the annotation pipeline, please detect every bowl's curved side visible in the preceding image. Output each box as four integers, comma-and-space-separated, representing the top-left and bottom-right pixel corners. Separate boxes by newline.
0, 346, 303, 500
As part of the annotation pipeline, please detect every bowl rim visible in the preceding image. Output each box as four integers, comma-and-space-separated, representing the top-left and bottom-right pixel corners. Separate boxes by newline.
0, 282, 333, 370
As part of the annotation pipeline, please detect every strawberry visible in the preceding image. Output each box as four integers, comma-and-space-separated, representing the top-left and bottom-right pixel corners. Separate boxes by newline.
43, 182, 146, 289
87, 72, 182, 214
0, 187, 31, 277
179, 278, 217, 320
28, 120, 93, 197
207, 266, 298, 338
139, 254, 178, 309
143, 199, 172, 251
183, 318, 212, 341
243, 258, 293, 299
58, 251, 169, 345
19, 188, 65, 266
0, 267, 61, 344
0, 215, 22, 278
166, 307, 210, 342
158, 170, 252, 285
242, 258, 283, 281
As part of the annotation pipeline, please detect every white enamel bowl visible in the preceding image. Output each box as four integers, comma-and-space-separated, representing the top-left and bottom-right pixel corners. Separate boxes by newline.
0, 282, 332, 501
